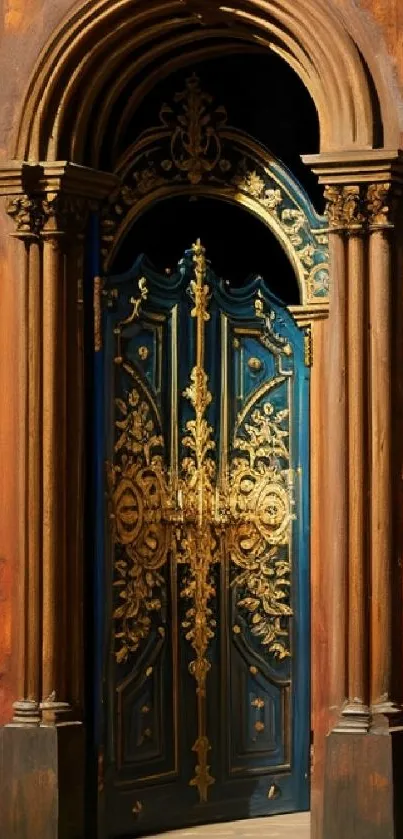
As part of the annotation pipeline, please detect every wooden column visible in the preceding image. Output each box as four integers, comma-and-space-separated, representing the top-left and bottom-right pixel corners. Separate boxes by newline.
321, 206, 348, 715
323, 185, 371, 732
65, 230, 86, 710
40, 195, 88, 718
41, 219, 69, 713
26, 237, 43, 708
367, 185, 396, 714
0, 163, 118, 839
303, 153, 403, 839
6, 198, 44, 725
345, 227, 368, 721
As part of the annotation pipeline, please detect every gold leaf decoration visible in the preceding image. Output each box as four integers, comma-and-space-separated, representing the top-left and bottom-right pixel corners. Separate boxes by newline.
107, 384, 168, 664
175, 240, 218, 802
229, 399, 294, 660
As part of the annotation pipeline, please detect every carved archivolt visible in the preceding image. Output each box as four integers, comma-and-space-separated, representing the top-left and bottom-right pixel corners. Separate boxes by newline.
13, 0, 393, 165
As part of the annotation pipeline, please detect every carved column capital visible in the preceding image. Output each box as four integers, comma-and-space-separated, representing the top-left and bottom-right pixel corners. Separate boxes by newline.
41, 194, 90, 240
6, 191, 91, 242
324, 184, 365, 232
365, 182, 397, 229
6, 195, 44, 239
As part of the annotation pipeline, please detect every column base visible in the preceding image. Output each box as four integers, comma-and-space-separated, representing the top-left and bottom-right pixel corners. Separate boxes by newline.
333, 701, 371, 733
0, 720, 85, 839
323, 727, 403, 839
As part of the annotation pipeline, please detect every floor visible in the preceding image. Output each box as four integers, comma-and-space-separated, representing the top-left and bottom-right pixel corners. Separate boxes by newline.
145, 815, 310, 839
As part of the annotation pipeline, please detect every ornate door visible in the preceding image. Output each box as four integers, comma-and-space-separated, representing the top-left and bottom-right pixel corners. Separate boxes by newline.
97, 241, 310, 837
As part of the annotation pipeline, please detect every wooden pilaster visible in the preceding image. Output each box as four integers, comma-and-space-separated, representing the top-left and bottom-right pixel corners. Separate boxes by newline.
303, 150, 403, 839
368, 219, 394, 712
0, 162, 117, 839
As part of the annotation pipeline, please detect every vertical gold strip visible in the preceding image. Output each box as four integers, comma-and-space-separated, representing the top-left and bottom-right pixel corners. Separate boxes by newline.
94, 275, 103, 352
170, 303, 179, 771
170, 305, 179, 489
219, 313, 230, 776
219, 315, 229, 490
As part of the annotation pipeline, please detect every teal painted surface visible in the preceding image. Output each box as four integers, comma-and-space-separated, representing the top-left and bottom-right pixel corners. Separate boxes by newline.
98, 249, 310, 837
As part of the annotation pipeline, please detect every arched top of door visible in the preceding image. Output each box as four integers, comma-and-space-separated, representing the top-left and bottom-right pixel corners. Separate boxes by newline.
13, 0, 400, 164
102, 74, 329, 308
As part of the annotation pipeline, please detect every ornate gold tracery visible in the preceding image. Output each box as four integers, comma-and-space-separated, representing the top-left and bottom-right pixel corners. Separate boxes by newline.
101, 76, 329, 307
107, 380, 168, 664
108, 240, 295, 801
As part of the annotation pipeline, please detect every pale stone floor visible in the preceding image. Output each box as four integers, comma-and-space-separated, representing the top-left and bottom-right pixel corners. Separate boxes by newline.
146, 814, 310, 839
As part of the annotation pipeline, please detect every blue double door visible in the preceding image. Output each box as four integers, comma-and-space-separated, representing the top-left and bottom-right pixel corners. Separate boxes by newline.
98, 243, 310, 837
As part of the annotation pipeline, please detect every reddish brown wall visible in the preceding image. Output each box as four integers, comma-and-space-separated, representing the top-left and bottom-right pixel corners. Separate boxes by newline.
357, 0, 403, 88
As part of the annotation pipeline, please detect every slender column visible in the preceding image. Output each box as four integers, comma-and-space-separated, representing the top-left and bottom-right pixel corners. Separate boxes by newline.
324, 185, 370, 730
344, 222, 369, 726
323, 188, 348, 714
328, 231, 348, 710
65, 232, 86, 710
367, 184, 394, 711
26, 238, 43, 704
40, 195, 88, 718
41, 229, 68, 708
6, 198, 44, 725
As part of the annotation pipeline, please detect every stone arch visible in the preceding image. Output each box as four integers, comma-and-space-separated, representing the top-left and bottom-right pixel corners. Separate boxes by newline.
13, 0, 397, 164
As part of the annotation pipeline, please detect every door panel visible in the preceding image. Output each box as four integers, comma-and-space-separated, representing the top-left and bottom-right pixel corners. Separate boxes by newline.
99, 242, 310, 837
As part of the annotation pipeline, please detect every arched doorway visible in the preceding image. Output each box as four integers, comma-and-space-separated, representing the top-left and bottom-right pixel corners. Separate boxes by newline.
88, 60, 328, 832
1, 3, 403, 839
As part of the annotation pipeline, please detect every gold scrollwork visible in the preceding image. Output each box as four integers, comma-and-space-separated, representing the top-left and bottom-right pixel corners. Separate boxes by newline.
106, 240, 297, 801
175, 240, 218, 802
107, 384, 168, 664
94, 275, 104, 352
366, 182, 392, 228
324, 184, 365, 230
229, 401, 294, 659
100, 77, 329, 303
160, 73, 229, 185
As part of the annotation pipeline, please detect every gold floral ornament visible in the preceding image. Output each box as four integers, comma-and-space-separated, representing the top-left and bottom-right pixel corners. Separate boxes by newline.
175, 240, 219, 801
229, 400, 294, 659
107, 385, 169, 664
160, 73, 229, 185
